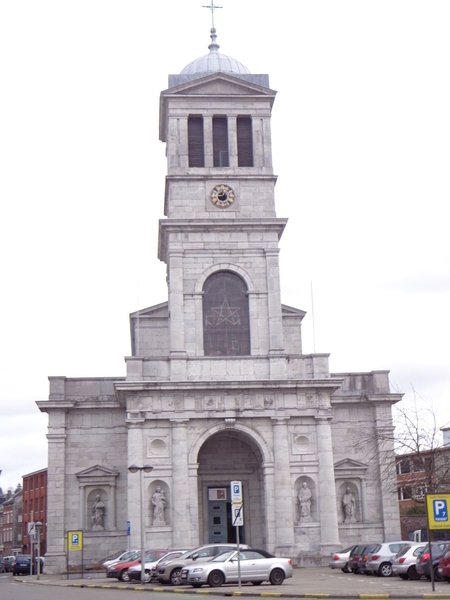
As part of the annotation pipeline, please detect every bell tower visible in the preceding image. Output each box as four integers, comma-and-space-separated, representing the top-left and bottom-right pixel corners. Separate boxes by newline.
157, 27, 290, 381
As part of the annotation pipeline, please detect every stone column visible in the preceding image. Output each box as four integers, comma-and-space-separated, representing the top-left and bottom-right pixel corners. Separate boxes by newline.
271, 418, 294, 548
315, 416, 340, 551
127, 421, 145, 549
204, 116, 213, 168
171, 419, 193, 547
265, 249, 286, 379
228, 116, 238, 167
168, 250, 187, 379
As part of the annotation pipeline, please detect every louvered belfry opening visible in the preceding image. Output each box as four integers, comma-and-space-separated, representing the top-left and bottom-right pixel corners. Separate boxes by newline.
203, 271, 250, 356
188, 115, 205, 167
213, 116, 229, 167
237, 116, 254, 167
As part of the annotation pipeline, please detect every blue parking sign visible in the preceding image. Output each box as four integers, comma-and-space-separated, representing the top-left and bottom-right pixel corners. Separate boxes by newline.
433, 499, 448, 521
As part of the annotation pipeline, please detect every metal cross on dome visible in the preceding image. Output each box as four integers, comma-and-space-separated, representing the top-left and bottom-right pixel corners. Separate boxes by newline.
202, 0, 222, 29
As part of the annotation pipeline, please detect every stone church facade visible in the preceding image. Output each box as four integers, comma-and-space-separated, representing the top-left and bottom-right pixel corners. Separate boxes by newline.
38, 28, 401, 573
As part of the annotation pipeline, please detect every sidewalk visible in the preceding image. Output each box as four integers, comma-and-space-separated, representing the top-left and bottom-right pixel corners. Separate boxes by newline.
13, 567, 450, 598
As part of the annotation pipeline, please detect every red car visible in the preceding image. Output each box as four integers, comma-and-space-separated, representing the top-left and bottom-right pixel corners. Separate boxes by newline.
437, 544, 450, 583
106, 549, 170, 582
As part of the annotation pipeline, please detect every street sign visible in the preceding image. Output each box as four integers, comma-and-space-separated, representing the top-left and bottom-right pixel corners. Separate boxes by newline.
28, 522, 36, 535
232, 502, 244, 526
127, 520, 131, 535
67, 530, 83, 551
231, 480, 242, 503
427, 494, 450, 529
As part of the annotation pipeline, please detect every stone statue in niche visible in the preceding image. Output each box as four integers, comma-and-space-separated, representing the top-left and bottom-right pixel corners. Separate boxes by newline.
298, 482, 313, 522
342, 486, 356, 523
152, 486, 166, 525
92, 494, 105, 530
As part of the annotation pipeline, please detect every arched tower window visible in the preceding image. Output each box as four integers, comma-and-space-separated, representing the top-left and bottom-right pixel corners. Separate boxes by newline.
203, 272, 250, 356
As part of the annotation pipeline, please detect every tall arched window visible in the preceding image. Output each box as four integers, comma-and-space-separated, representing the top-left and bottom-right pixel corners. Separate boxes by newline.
203, 272, 250, 356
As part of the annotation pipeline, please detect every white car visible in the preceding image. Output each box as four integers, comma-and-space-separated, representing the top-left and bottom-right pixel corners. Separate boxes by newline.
103, 549, 140, 569
128, 550, 188, 583
181, 549, 293, 587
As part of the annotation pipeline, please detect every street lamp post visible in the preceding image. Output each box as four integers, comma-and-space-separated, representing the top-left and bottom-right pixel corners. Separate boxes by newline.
35, 521, 43, 580
128, 464, 153, 584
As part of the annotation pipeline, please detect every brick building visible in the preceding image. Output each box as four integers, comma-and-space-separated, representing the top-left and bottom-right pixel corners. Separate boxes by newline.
22, 468, 47, 555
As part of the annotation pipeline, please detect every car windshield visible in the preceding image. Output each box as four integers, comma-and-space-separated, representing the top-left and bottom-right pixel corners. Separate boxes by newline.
211, 551, 236, 562
144, 552, 160, 561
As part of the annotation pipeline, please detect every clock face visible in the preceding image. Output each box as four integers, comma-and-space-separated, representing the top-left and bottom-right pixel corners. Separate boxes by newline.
210, 184, 235, 209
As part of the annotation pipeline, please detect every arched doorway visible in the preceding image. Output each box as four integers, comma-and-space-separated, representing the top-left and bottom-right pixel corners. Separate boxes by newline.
197, 429, 265, 548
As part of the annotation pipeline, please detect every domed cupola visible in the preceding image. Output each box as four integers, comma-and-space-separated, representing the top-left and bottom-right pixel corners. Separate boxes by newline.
180, 27, 250, 76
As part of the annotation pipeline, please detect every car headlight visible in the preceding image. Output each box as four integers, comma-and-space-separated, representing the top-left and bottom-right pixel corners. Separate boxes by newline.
191, 568, 204, 573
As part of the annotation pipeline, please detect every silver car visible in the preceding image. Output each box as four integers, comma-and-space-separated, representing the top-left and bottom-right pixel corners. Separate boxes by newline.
392, 543, 425, 580
180, 549, 293, 587
365, 541, 412, 577
157, 543, 249, 585
329, 545, 357, 573
128, 550, 188, 583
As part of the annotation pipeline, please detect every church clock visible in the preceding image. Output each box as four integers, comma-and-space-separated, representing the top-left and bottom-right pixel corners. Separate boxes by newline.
209, 183, 235, 208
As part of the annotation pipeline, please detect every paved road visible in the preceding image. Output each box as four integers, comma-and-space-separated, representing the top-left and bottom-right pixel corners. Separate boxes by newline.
11, 567, 450, 598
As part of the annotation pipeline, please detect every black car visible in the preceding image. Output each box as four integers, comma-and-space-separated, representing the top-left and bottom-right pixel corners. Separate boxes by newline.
416, 542, 448, 582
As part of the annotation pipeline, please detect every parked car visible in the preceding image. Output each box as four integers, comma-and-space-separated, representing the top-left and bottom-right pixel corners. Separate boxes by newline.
2, 556, 15, 573
416, 542, 449, 582
11, 555, 44, 576
392, 543, 426, 580
0, 560, 6, 573
356, 544, 379, 575
181, 549, 293, 587
348, 544, 378, 574
129, 550, 188, 583
106, 549, 170, 582
12, 555, 33, 576
329, 545, 358, 573
365, 541, 412, 577
437, 543, 450, 582
102, 549, 139, 569
157, 543, 250, 586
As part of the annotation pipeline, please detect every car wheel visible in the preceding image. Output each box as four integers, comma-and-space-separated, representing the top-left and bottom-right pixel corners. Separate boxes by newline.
208, 570, 225, 587
378, 563, 392, 577
169, 568, 182, 586
120, 569, 130, 582
252, 581, 263, 585
434, 566, 445, 583
143, 571, 152, 584
269, 568, 285, 585
341, 563, 350, 573
407, 565, 420, 580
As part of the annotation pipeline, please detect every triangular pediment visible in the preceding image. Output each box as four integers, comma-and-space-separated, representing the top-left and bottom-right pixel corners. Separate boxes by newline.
334, 458, 368, 472
164, 72, 276, 97
281, 304, 307, 319
130, 301, 168, 320
76, 465, 119, 478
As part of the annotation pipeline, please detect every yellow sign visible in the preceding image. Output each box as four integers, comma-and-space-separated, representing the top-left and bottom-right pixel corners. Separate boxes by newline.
67, 530, 83, 550
426, 494, 450, 530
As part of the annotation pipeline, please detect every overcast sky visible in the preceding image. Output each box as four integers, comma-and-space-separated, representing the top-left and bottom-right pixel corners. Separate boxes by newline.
1, 0, 449, 492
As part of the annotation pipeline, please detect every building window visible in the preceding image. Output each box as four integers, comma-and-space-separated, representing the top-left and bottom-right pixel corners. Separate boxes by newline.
398, 486, 413, 500
397, 458, 411, 475
203, 271, 250, 356
213, 116, 229, 166
188, 115, 205, 167
237, 116, 253, 167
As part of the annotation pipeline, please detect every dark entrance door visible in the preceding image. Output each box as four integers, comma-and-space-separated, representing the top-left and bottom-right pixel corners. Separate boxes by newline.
207, 487, 245, 544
